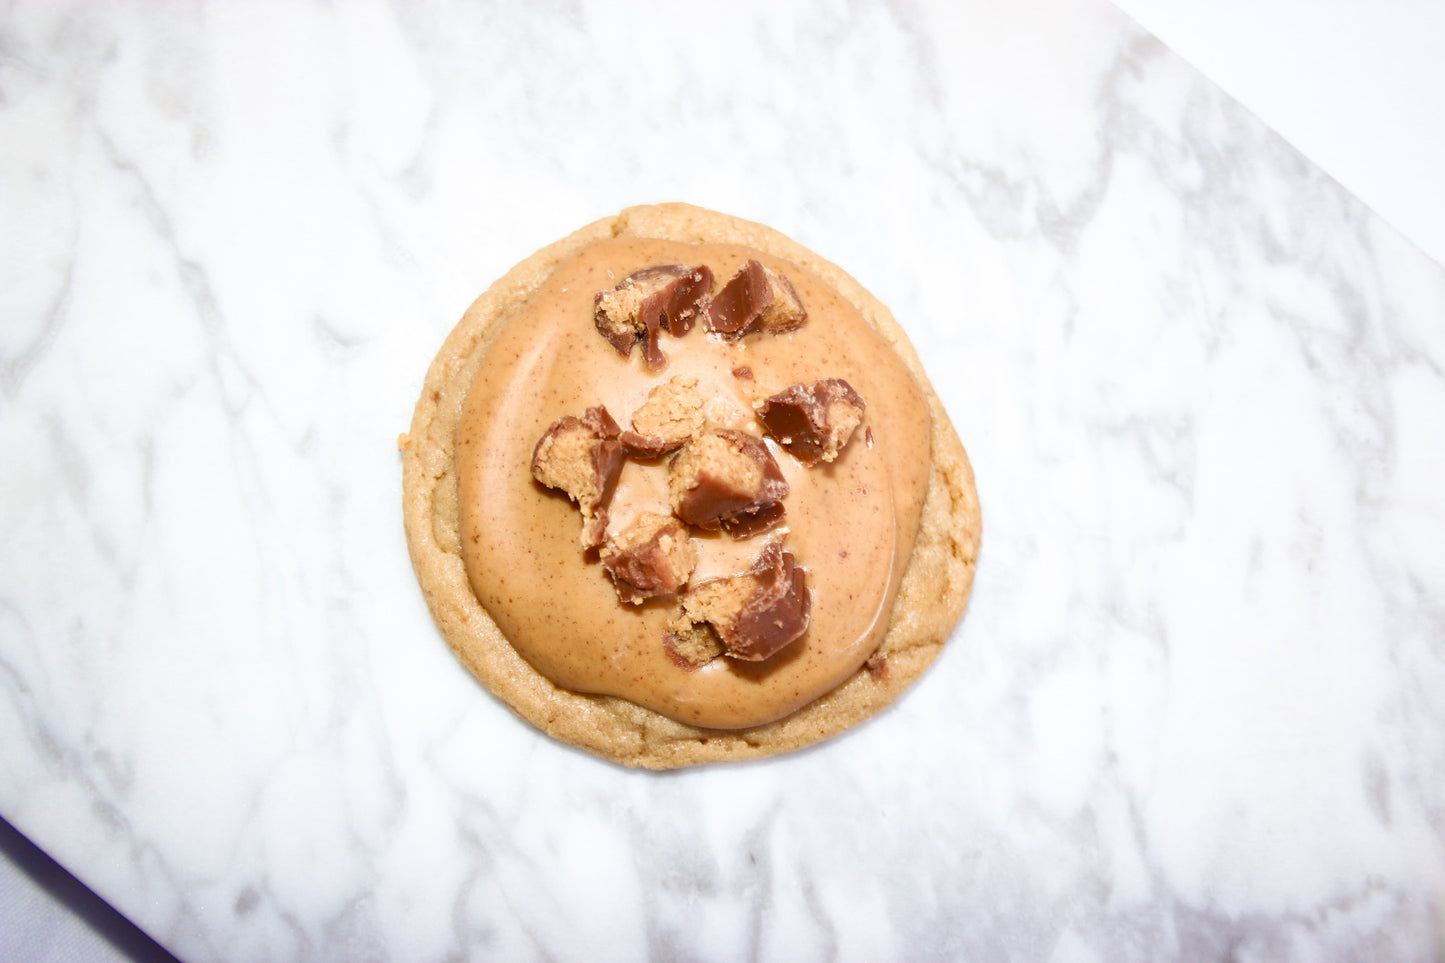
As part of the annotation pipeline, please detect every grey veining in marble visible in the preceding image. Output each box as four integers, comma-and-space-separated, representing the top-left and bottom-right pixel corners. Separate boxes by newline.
2, 1, 1443, 960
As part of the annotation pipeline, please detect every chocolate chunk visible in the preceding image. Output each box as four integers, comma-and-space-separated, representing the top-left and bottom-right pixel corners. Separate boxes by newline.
755, 379, 866, 465
620, 376, 705, 457
594, 264, 713, 370
731, 365, 754, 380
668, 428, 788, 538
674, 543, 811, 661
601, 512, 697, 604
530, 405, 625, 549
704, 259, 806, 341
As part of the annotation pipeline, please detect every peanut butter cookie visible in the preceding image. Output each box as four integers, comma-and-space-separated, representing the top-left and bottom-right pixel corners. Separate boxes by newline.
401, 204, 980, 768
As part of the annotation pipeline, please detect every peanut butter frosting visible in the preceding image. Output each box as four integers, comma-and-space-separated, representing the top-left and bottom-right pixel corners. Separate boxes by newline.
454, 236, 930, 729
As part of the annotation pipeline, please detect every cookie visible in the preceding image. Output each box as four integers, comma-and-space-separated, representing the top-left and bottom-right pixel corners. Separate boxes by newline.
401, 204, 980, 769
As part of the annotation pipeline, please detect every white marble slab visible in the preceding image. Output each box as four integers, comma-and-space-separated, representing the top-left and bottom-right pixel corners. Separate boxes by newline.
2, 1, 1443, 960
1115, 0, 1445, 269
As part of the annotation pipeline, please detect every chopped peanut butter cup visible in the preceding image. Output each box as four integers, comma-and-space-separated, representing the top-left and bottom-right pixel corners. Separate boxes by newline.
671, 542, 811, 662
668, 428, 789, 538
530, 405, 625, 549
663, 620, 725, 669
619, 376, 705, 457
601, 512, 697, 605
705, 259, 807, 340
594, 264, 713, 369
756, 378, 867, 465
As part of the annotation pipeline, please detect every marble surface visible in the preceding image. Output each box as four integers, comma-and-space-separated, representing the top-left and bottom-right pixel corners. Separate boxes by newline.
1115, 0, 1445, 269
3, 0, 1444, 960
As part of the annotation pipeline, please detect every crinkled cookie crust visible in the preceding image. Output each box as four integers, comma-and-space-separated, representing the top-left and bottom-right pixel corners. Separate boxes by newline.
401, 203, 980, 769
